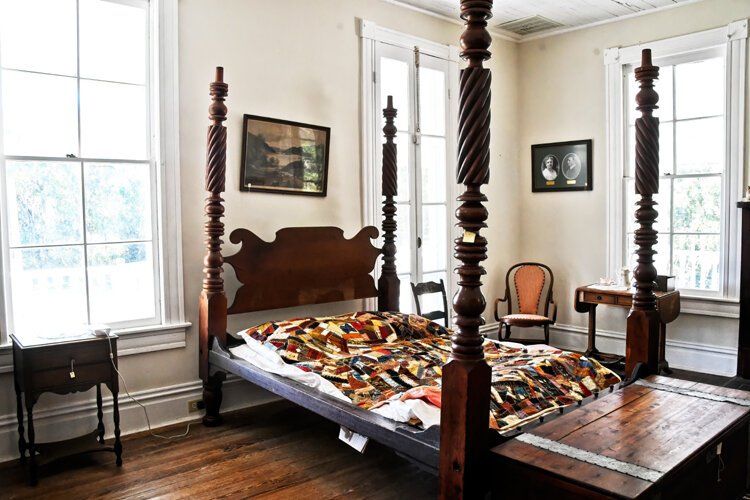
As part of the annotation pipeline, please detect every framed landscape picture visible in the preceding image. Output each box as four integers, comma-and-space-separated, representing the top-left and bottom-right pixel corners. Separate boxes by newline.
240, 114, 330, 196
531, 139, 592, 192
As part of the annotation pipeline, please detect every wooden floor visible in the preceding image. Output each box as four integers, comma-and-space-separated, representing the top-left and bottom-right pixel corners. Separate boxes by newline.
0, 401, 437, 499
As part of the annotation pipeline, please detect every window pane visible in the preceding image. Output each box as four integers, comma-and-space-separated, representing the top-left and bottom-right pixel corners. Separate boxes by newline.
84, 163, 152, 243
5, 161, 83, 246
660, 121, 674, 175
380, 57, 409, 132
675, 117, 724, 174
0, 0, 77, 75
673, 176, 721, 233
624, 178, 671, 234
419, 67, 446, 136
88, 243, 155, 323
79, 0, 147, 84
2, 70, 78, 157
80, 80, 148, 159
395, 204, 411, 275
673, 234, 720, 291
675, 57, 724, 120
626, 233, 671, 278
394, 131, 410, 203
421, 136, 446, 203
398, 274, 414, 314
657, 66, 674, 122
10, 246, 87, 333
422, 205, 447, 272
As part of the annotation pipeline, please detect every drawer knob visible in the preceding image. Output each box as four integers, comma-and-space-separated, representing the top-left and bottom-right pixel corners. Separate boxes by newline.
70, 359, 76, 379
596, 295, 603, 300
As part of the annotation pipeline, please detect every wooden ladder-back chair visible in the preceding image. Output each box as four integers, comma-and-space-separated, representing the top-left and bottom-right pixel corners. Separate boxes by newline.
411, 279, 449, 327
494, 262, 557, 344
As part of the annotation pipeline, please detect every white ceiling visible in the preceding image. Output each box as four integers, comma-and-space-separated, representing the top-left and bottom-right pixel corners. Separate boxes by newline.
390, 0, 703, 39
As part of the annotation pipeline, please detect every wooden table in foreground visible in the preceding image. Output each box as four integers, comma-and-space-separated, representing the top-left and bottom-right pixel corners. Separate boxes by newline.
574, 285, 680, 373
490, 375, 750, 499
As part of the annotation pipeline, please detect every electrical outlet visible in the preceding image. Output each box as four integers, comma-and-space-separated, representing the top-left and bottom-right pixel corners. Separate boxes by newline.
188, 399, 202, 413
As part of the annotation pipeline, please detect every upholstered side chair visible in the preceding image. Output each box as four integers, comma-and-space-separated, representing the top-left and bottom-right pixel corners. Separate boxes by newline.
494, 262, 557, 344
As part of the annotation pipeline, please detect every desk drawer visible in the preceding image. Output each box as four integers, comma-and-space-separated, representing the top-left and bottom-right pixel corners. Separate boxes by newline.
582, 291, 617, 305
616, 295, 633, 307
26, 341, 110, 372
33, 362, 112, 392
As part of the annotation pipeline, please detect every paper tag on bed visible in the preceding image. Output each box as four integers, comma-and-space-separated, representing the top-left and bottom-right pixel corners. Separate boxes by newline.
462, 230, 476, 243
339, 426, 369, 453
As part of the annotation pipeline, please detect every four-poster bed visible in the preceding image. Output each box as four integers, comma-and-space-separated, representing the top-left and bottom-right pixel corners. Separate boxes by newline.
196, 1, 748, 498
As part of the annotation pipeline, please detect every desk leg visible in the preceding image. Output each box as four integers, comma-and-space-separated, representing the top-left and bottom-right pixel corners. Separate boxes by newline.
25, 400, 36, 486
14, 380, 25, 462
658, 322, 672, 375
96, 384, 105, 444
584, 305, 600, 358
112, 389, 122, 466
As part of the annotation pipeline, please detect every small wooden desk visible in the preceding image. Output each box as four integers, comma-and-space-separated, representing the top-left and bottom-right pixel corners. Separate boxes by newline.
574, 285, 680, 373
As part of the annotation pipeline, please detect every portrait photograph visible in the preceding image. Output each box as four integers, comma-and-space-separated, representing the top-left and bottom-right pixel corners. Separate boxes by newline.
531, 139, 592, 192
240, 114, 330, 196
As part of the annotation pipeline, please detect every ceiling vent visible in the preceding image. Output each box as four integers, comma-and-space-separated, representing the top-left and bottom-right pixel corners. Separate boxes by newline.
496, 15, 563, 36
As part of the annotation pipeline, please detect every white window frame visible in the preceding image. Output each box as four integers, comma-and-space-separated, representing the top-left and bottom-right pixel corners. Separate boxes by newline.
0, 0, 188, 354
605, 19, 747, 317
359, 19, 460, 318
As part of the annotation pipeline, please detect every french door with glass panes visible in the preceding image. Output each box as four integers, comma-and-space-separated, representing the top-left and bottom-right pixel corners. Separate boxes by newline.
376, 43, 455, 319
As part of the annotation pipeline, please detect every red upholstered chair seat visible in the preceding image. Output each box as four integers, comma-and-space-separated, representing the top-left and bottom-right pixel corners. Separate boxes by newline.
500, 313, 554, 327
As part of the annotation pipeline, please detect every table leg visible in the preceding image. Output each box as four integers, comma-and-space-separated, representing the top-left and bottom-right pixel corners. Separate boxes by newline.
14, 380, 25, 462
584, 305, 600, 358
112, 389, 122, 466
26, 399, 36, 486
96, 384, 105, 444
658, 322, 672, 375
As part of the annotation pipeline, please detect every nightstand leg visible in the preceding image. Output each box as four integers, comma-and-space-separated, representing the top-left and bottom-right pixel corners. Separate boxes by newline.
26, 401, 36, 486
112, 390, 122, 466
96, 384, 105, 444
14, 381, 25, 462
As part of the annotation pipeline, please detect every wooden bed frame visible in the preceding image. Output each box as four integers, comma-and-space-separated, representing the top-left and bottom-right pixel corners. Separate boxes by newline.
198, 1, 664, 497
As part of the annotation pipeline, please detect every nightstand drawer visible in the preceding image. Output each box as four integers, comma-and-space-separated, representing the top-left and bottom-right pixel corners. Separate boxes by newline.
33, 362, 112, 392
616, 295, 633, 307
26, 341, 111, 372
582, 291, 616, 304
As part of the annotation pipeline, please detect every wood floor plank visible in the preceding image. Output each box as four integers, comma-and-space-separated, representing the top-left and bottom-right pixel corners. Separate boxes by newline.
0, 401, 436, 499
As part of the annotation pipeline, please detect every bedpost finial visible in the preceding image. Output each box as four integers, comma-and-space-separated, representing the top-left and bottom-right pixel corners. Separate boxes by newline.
459, 0, 493, 67
641, 49, 652, 67
215, 66, 224, 83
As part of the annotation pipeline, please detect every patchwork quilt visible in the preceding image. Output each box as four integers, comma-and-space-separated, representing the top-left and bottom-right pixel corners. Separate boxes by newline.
241, 311, 621, 431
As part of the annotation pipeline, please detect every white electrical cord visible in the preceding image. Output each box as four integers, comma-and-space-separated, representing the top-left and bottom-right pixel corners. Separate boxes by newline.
104, 333, 193, 440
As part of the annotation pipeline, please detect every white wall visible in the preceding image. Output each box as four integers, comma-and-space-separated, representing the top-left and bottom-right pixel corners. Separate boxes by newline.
516, 0, 750, 375
0, 0, 520, 463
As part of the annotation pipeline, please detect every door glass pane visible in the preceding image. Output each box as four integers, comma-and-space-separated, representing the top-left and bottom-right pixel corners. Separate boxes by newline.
419, 67, 446, 136
624, 178, 671, 234
673, 234, 720, 291
675, 57, 724, 120
675, 117, 724, 174
421, 136, 446, 203
10, 246, 87, 333
395, 204, 411, 275
85, 163, 152, 243
673, 176, 721, 233
5, 161, 83, 246
422, 205, 447, 272
79, 0, 147, 84
80, 80, 148, 160
380, 57, 409, 132
0, 0, 77, 76
1, 70, 79, 157
394, 132, 410, 203
88, 242, 155, 323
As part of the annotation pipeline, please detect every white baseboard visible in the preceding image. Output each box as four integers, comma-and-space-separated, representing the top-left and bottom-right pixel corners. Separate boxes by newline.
0, 375, 276, 464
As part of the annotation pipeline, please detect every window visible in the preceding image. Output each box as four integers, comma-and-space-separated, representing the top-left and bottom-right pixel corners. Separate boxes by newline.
0, 0, 185, 343
606, 20, 747, 306
360, 21, 459, 318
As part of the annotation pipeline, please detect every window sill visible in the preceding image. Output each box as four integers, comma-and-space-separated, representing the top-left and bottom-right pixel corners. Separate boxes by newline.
678, 295, 739, 319
0, 321, 192, 374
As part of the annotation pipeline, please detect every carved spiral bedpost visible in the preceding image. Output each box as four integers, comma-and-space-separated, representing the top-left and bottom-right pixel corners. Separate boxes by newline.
200, 67, 229, 426
626, 50, 661, 376
378, 96, 400, 312
439, 1, 493, 498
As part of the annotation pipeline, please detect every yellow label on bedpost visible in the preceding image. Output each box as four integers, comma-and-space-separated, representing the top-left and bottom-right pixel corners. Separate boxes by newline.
463, 231, 476, 243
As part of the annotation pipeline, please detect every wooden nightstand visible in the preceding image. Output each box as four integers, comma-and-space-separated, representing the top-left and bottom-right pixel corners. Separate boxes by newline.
11, 332, 123, 485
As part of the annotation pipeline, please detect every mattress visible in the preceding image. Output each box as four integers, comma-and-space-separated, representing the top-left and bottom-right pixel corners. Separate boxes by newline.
229, 311, 620, 432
